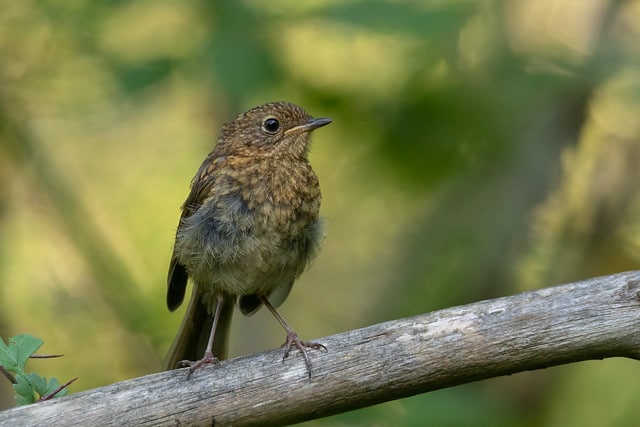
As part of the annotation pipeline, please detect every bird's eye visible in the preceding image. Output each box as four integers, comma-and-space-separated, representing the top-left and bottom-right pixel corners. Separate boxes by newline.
262, 118, 280, 134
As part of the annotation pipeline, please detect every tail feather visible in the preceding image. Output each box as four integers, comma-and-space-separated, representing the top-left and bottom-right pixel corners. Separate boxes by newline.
163, 286, 234, 371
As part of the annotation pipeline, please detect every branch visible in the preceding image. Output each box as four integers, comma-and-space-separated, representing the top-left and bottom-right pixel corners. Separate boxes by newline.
2, 271, 640, 426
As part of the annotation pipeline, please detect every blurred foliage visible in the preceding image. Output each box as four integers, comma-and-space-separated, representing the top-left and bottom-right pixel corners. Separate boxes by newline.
1, 0, 640, 424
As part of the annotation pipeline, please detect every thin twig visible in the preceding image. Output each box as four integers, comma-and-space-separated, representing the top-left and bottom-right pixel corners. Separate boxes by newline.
39, 377, 78, 402
0, 365, 17, 384
29, 354, 64, 359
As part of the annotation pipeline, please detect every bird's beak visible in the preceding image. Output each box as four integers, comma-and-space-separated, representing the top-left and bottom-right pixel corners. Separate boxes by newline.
284, 117, 332, 135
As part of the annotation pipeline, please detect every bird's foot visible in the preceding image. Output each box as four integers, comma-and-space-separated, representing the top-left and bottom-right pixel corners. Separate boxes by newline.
282, 331, 327, 378
176, 351, 220, 379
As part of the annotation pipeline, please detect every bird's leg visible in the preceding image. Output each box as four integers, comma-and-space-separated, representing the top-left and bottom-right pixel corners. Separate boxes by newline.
178, 293, 225, 378
259, 296, 327, 378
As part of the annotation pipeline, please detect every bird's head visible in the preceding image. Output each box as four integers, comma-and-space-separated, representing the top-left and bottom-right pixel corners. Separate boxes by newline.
217, 102, 331, 159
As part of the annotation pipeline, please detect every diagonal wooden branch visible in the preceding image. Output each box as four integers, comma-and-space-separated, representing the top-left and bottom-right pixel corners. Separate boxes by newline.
2, 271, 640, 426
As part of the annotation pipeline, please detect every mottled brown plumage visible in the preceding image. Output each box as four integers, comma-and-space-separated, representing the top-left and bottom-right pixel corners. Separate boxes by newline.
164, 102, 331, 377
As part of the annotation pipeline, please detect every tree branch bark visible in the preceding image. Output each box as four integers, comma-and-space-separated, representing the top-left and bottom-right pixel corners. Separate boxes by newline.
2, 271, 640, 426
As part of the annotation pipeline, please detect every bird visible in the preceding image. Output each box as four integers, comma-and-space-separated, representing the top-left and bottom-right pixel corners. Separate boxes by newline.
163, 101, 331, 378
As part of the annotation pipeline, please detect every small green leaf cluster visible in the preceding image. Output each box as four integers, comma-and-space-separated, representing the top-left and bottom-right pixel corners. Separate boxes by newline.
0, 335, 69, 406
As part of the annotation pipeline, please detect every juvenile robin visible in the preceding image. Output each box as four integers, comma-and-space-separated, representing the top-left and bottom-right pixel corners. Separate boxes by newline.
164, 101, 331, 377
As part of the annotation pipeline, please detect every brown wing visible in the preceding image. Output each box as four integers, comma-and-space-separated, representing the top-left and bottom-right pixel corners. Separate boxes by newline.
166, 152, 222, 311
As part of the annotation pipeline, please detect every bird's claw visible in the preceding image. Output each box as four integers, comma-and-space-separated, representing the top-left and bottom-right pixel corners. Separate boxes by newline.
282, 331, 327, 378
176, 351, 220, 379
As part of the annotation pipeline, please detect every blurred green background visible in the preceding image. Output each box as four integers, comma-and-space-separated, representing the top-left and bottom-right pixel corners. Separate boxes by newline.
1, 0, 640, 424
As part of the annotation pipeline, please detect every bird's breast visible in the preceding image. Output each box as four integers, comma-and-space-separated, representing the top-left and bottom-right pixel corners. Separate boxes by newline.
240, 158, 321, 234
174, 155, 323, 296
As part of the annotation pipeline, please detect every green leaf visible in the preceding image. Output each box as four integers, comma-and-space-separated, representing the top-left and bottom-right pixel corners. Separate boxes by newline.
11, 335, 44, 370
29, 373, 68, 399
24, 373, 48, 396
12, 372, 70, 405
0, 335, 44, 372
13, 374, 36, 405
0, 338, 10, 368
